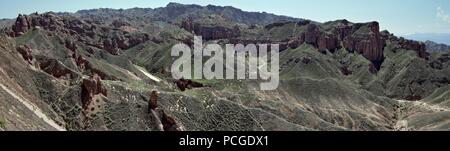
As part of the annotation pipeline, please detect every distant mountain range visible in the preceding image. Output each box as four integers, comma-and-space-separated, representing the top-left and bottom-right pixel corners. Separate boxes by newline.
401, 33, 450, 52
405, 33, 450, 46
424, 40, 450, 52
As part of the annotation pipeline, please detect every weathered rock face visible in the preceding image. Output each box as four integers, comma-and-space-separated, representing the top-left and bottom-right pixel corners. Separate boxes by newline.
381, 31, 429, 59
102, 38, 119, 55
175, 78, 204, 91
74, 55, 88, 71
343, 22, 384, 68
12, 14, 31, 36
160, 111, 183, 131
149, 90, 159, 111
334, 19, 353, 40
288, 38, 303, 49
318, 35, 338, 53
266, 20, 389, 70
100, 33, 150, 55
274, 20, 392, 70
314, 20, 431, 70
403, 41, 427, 58
292, 23, 339, 52
81, 74, 107, 109
10, 13, 64, 37
8, 13, 150, 55
181, 20, 240, 40
317, 36, 327, 51
304, 24, 320, 46
16, 45, 33, 64
111, 20, 131, 28
38, 58, 75, 79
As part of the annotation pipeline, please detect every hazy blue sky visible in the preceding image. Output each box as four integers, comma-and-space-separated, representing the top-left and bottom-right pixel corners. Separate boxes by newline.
1, 0, 449, 35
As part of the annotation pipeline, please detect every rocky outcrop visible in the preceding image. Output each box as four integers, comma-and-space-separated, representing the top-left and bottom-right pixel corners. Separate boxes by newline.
175, 78, 204, 91
17, 42, 82, 80
295, 23, 339, 52
280, 20, 427, 67
16, 45, 33, 64
289, 20, 434, 71
111, 20, 131, 28
12, 14, 31, 36
303, 24, 320, 46
102, 38, 119, 54
149, 90, 159, 111
160, 111, 183, 131
291, 20, 386, 70
181, 20, 240, 40
403, 41, 427, 58
145, 90, 184, 131
404, 95, 423, 101
288, 38, 303, 49
101, 33, 149, 55
340, 66, 352, 76
343, 22, 384, 68
81, 74, 107, 109
38, 58, 75, 79
62, 38, 90, 71
381, 31, 429, 59
7, 13, 150, 55
318, 35, 338, 53
333, 19, 353, 40
73, 54, 88, 71
9, 13, 64, 37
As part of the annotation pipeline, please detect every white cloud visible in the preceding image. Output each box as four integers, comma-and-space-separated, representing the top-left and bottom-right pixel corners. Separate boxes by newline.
437, 6, 450, 24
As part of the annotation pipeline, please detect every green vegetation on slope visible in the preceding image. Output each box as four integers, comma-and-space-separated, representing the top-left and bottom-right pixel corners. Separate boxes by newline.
280, 44, 342, 80
0, 118, 5, 129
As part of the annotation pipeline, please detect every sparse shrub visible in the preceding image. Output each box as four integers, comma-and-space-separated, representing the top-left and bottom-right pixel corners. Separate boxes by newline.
0, 119, 5, 129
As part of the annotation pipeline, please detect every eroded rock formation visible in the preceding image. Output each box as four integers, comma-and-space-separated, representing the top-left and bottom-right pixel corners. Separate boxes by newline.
181, 19, 240, 40
16, 45, 33, 64
381, 31, 429, 59
81, 74, 107, 110
160, 111, 184, 131
175, 78, 204, 91
149, 90, 159, 111
7, 13, 150, 55
343, 22, 384, 68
